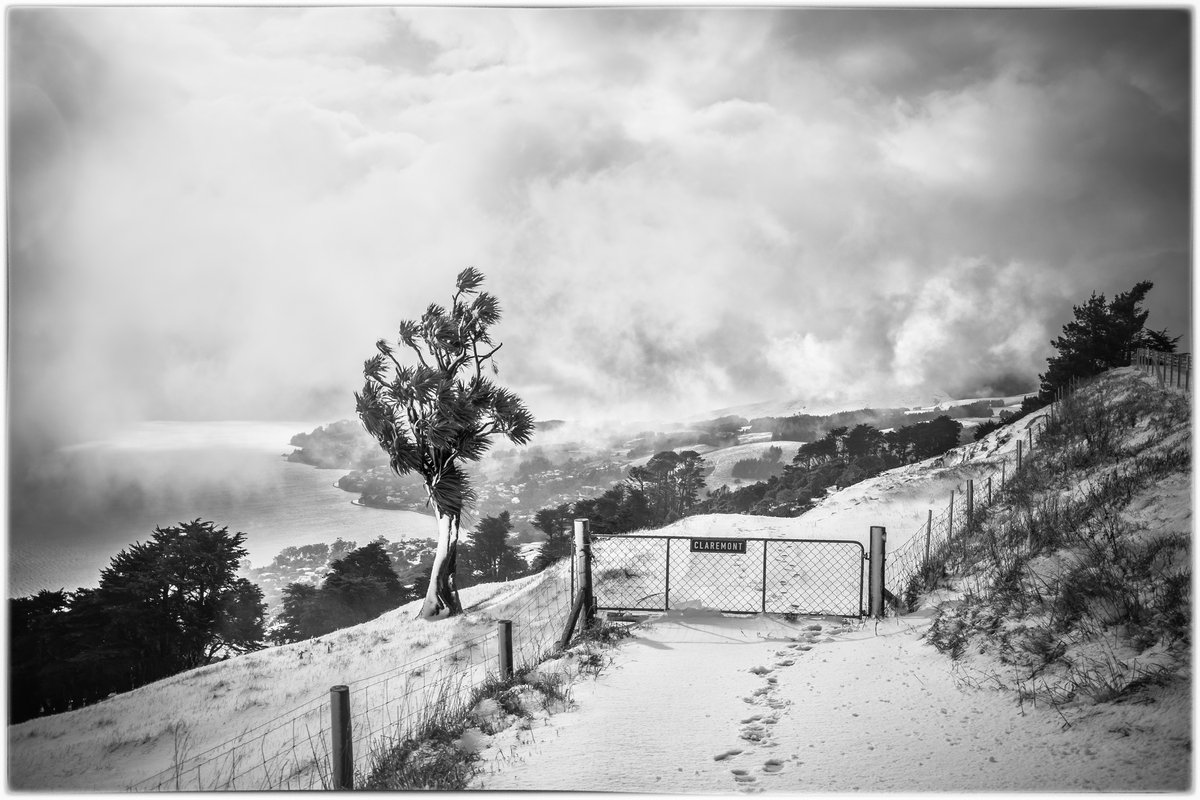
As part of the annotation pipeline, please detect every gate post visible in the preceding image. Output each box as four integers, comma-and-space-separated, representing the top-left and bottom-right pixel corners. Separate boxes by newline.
868, 526, 887, 619
664, 538, 671, 612
574, 519, 594, 631
761, 540, 769, 613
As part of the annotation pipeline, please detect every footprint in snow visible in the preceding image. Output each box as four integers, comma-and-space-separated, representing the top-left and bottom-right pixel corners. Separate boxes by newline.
805, 624, 823, 631
775, 659, 795, 667
748, 666, 772, 675
762, 759, 785, 774
714, 749, 743, 761
731, 769, 756, 783
740, 723, 768, 743
741, 714, 762, 724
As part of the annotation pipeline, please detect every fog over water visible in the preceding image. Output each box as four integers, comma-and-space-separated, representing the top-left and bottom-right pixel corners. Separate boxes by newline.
8, 421, 432, 597
8, 9, 1191, 596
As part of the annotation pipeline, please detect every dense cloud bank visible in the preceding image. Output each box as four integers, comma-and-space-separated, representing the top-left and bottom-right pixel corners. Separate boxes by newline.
9, 8, 1190, 455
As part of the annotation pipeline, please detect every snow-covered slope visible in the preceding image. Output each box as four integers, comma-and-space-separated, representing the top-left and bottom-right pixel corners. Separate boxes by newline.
472, 610, 1188, 791
700, 440, 789, 490
8, 565, 573, 790
649, 401, 1049, 555
470, 370, 1190, 792
10, 369, 1187, 793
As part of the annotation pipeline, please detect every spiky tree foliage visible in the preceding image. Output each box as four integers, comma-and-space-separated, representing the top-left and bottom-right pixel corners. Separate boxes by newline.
355, 268, 534, 619
1038, 281, 1178, 403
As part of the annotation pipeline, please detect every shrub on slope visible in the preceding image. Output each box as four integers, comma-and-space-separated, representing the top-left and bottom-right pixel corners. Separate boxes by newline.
923, 368, 1190, 708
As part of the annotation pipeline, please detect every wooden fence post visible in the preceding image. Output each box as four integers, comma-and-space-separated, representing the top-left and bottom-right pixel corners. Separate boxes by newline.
1016, 440, 1023, 472
574, 518, 594, 632
330, 685, 353, 790
868, 526, 887, 619
948, 490, 955, 545
967, 480, 974, 527
558, 588, 586, 651
924, 509, 933, 563
497, 620, 513, 679
987, 475, 992, 505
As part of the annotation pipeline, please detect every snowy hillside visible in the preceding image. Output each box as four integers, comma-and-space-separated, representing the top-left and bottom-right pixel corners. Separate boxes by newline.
655, 398, 1049, 555
9, 368, 1188, 793
470, 367, 1190, 792
700, 440, 789, 490
8, 566, 575, 790
471, 611, 1188, 791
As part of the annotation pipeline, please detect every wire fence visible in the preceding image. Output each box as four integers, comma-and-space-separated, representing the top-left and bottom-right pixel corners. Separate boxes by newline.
129, 356, 1186, 791
130, 560, 574, 791
884, 357, 1178, 604
886, 414, 1050, 605
1133, 347, 1191, 391
588, 535, 865, 617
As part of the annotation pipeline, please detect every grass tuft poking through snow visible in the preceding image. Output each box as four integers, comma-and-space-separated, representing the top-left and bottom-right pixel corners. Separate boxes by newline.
922, 368, 1190, 717
361, 622, 633, 789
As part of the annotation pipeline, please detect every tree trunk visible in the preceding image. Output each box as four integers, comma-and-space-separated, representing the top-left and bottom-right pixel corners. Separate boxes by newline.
419, 510, 463, 619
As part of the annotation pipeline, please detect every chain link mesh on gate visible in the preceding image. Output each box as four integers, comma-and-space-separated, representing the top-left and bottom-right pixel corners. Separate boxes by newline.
590, 536, 669, 611
591, 535, 864, 617
763, 540, 864, 616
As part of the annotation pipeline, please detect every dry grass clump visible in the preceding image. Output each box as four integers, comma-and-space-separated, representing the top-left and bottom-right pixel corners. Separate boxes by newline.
925, 369, 1190, 711
361, 622, 632, 790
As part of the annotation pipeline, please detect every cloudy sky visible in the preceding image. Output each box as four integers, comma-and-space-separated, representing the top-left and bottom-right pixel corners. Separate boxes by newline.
9, 7, 1192, 454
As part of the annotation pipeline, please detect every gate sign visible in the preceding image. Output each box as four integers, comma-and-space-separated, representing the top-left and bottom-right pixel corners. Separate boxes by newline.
690, 537, 747, 554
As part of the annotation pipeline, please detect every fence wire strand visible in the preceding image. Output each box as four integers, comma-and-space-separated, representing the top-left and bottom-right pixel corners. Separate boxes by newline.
128, 359, 1183, 791
130, 561, 575, 792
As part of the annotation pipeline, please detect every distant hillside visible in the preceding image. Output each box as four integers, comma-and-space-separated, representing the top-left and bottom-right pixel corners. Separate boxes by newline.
919, 367, 1191, 710
285, 419, 385, 469
10, 369, 1184, 792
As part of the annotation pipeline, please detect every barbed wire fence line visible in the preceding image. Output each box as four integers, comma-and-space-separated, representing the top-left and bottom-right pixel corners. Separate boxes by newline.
1133, 346, 1191, 391
128, 354, 1189, 791
886, 402, 1064, 609
130, 560, 575, 792
887, 352, 1189, 609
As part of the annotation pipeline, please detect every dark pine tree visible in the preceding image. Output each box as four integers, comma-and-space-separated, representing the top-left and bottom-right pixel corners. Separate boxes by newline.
531, 504, 575, 571
1039, 281, 1178, 402
320, 541, 408, 626
467, 511, 527, 583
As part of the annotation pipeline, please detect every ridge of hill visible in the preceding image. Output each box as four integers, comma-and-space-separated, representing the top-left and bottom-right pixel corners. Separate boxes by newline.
10, 369, 1185, 792
467, 365, 1189, 791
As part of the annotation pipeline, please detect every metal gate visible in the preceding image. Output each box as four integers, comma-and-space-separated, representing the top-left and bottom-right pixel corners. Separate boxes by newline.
590, 535, 866, 617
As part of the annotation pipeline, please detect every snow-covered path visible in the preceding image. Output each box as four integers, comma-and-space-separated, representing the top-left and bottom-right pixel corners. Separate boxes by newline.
474, 611, 1190, 793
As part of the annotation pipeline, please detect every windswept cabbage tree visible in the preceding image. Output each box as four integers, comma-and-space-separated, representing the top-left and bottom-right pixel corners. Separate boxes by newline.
355, 268, 534, 619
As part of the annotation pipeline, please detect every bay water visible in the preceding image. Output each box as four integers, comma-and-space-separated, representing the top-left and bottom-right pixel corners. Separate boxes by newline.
8, 421, 433, 598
